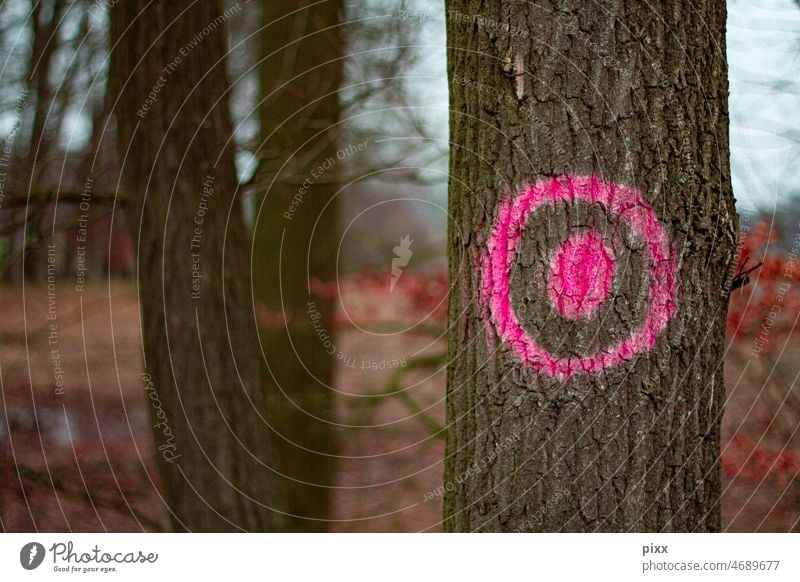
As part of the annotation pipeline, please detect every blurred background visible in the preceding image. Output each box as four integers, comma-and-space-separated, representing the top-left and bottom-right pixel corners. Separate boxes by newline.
0, 0, 799, 532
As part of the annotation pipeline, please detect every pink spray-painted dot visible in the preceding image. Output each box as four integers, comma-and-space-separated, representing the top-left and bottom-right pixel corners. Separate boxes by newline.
547, 231, 614, 320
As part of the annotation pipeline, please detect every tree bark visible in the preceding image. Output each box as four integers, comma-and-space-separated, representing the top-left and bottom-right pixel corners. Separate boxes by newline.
252, 0, 343, 531
444, 0, 737, 532
110, 0, 281, 531
19, 0, 65, 283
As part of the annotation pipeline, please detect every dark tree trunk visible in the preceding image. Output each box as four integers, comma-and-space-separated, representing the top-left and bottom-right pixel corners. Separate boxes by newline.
444, 1, 737, 532
252, 0, 343, 532
19, 0, 64, 283
110, 1, 281, 531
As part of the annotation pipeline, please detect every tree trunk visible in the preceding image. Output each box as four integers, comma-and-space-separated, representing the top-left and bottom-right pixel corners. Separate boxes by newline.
251, 0, 343, 532
19, 0, 64, 283
444, 0, 737, 532
110, 1, 281, 531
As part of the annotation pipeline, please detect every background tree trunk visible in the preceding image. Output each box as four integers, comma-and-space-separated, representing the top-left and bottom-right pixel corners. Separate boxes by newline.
14, 0, 65, 283
444, 0, 738, 532
252, 0, 343, 531
110, 0, 281, 531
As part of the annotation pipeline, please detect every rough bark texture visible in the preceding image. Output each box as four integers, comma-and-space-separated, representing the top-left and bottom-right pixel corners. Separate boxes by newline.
253, 0, 342, 531
444, 0, 737, 531
110, 1, 281, 531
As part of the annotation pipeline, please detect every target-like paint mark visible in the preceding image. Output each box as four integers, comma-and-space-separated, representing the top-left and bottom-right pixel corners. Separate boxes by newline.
479, 175, 676, 378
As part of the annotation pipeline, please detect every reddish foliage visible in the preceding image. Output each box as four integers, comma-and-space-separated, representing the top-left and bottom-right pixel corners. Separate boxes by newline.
727, 221, 800, 346
254, 269, 448, 331
723, 435, 800, 488
723, 220, 800, 492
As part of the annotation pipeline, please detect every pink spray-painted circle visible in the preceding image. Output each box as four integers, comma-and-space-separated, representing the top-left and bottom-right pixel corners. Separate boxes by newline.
547, 231, 615, 320
479, 175, 676, 378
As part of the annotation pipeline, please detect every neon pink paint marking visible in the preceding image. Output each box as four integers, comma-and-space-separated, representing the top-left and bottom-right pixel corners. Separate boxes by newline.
479, 175, 676, 378
547, 231, 614, 320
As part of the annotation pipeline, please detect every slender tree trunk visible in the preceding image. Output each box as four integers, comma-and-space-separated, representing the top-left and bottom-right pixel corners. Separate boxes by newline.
20, 0, 64, 283
444, 1, 737, 532
110, 1, 281, 531
252, 0, 342, 532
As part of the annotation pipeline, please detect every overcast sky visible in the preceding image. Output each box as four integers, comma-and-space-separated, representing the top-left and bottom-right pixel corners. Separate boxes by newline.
728, 0, 800, 209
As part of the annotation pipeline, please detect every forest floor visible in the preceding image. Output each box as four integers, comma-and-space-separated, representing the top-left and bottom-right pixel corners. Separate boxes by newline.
0, 281, 797, 532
